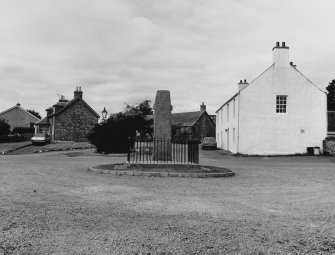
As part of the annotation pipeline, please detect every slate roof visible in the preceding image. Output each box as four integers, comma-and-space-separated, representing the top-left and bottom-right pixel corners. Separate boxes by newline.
35, 117, 50, 125
48, 97, 100, 118
171, 111, 204, 127
0, 104, 41, 121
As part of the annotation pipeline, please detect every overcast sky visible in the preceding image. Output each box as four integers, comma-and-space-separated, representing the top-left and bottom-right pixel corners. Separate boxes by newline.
1, 0, 334, 118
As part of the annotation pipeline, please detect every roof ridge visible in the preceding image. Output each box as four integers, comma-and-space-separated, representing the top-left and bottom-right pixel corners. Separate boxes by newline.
0, 105, 40, 120
292, 66, 326, 94
51, 97, 99, 118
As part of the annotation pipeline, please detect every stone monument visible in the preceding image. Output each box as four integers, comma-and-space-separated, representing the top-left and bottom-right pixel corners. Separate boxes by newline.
153, 90, 172, 161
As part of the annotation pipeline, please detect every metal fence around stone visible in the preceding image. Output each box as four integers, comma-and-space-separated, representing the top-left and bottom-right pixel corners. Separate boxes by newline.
127, 138, 199, 164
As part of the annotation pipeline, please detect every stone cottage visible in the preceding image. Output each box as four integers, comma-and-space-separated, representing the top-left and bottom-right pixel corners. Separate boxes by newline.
35, 87, 99, 142
216, 42, 327, 155
171, 102, 216, 141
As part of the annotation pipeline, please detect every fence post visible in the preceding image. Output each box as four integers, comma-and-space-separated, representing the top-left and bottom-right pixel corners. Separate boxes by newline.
188, 139, 200, 164
127, 136, 131, 163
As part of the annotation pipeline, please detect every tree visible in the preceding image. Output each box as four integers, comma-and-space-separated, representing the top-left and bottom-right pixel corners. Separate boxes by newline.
326, 79, 335, 111
88, 100, 153, 153
27, 109, 41, 119
0, 118, 11, 136
124, 99, 153, 116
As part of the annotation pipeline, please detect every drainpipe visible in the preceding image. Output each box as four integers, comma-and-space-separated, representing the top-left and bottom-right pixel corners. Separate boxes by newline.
52, 116, 55, 140
237, 92, 240, 153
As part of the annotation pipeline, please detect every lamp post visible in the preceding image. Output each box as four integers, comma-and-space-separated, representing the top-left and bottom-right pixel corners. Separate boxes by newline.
101, 107, 108, 123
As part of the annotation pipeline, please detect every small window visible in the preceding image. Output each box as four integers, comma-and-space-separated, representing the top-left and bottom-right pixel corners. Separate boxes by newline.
276, 95, 287, 113
233, 99, 236, 118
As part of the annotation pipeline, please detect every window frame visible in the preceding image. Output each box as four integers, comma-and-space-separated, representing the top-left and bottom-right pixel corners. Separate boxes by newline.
276, 95, 288, 114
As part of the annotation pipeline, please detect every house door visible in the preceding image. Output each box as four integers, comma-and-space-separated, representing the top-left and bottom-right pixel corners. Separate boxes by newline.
226, 129, 229, 151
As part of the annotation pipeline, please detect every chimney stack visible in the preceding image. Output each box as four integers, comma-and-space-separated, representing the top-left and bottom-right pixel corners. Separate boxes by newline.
74, 86, 83, 99
200, 102, 206, 112
238, 79, 249, 91
272, 41, 289, 67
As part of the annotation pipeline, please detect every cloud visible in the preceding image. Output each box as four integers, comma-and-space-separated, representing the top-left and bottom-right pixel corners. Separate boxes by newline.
0, 0, 335, 117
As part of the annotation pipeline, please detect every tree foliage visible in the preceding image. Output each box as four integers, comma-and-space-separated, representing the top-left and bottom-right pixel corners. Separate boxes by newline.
27, 109, 42, 119
124, 100, 153, 116
326, 79, 335, 111
0, 118, 11, 136
88, 100, 153, 153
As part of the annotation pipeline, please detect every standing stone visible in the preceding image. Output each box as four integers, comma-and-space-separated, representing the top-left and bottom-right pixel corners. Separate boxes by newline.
153, 90, 172, 161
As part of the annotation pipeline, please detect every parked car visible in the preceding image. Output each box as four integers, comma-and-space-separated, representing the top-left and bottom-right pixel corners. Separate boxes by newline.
31, 133, 51, 145
201, 137, 217, 150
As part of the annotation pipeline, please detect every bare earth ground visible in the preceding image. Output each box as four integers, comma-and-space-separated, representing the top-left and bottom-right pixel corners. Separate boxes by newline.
0, 149, 335, 254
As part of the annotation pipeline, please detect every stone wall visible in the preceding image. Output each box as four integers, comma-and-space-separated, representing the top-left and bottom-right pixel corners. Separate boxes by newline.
173, 112, 215, 141
192, 113, 216, 141
323, 139, 335, 155
54, 100, 98, 142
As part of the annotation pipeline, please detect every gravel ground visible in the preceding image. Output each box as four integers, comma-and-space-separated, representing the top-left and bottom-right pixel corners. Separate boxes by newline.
0, 149, 335, 254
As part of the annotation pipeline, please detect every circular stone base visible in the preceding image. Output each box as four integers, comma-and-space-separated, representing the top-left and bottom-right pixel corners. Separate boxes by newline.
88, 163, 234, 178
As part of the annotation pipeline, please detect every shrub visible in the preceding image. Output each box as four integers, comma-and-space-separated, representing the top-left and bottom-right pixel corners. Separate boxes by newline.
0, 134, 27, 143
0, 119, 10, 136
12, 127, 35, 135
88, 101, 153, 153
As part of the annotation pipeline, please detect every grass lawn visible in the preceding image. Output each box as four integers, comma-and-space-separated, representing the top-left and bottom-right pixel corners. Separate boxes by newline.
0, 141, 31, 153
0, 150, 335, 254
5, 141, 92, 155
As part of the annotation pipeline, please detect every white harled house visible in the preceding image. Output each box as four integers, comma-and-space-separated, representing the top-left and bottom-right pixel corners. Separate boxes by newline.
216, 42, 327, 155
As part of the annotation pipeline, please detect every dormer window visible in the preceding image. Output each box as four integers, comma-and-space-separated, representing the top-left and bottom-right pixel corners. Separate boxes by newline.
276, 95, 287, 113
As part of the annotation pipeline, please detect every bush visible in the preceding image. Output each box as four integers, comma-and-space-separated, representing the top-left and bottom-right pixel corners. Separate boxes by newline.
0, 119, 10, 136
88, 113, 147, 153
0, 134, 27, 143
88, 101, 153, 154
12, 127, 35, 135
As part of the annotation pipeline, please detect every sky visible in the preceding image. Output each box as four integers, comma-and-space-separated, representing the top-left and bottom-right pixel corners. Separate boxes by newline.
1, 0, 335, 118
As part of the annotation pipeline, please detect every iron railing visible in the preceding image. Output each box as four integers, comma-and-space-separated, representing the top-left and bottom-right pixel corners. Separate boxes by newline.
127, 137, 199, 164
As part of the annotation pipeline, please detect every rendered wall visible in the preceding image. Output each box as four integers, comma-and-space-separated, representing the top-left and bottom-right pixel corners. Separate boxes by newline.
0, 107, 39, 130
216, 96, 239, 153
238, 65, 327, 155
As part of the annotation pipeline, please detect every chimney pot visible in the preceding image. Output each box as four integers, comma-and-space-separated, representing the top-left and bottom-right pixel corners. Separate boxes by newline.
238, 80, 248, 91
74, 87, 83, 99
276, 42, 280, 47
282, 42, 286, 47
